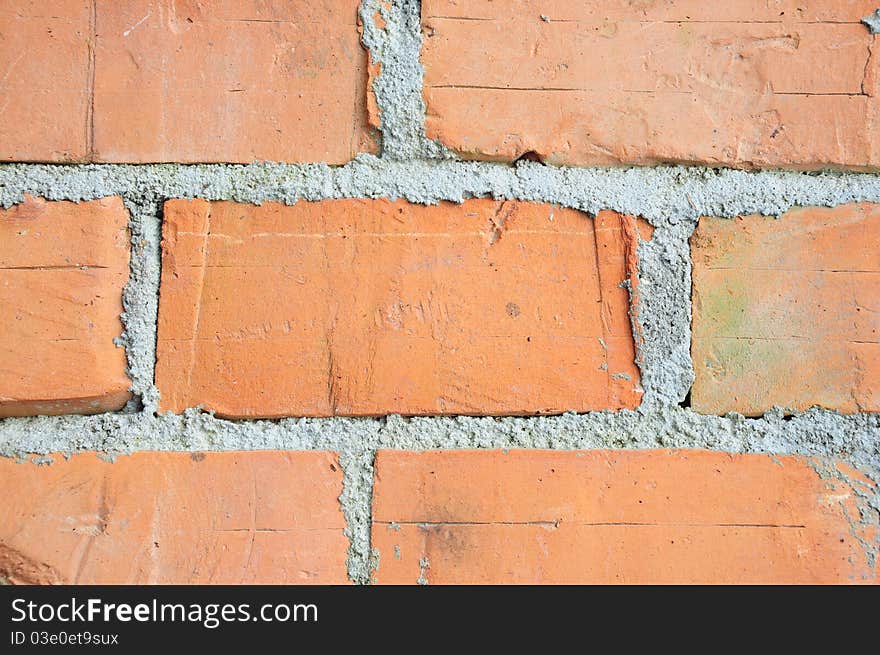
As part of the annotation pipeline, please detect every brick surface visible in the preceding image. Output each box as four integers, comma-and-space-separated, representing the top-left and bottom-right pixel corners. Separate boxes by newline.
93, 0, 375, 163
421, 0, 880, 169
0, 1, 92, 161
0, 451, 348, 584
155, 199, 645, 417
0, 196, 131, 417
371, 449, 877, 584
0, 1, 375, 163
691, 203, 879, 415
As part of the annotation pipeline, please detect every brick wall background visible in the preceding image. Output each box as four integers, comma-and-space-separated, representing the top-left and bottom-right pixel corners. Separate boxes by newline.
0, 0, 877, 584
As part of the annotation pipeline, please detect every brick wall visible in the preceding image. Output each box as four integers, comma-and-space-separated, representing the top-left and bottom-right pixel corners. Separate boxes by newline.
0, 0, 877, 585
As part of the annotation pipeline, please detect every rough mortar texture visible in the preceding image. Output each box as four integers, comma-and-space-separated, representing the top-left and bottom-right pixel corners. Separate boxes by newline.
119, 198, 162, 413
1, 0, 879, 583
4, 160, 880, 220
863, 9, 880, 33
359, 0, 451, 160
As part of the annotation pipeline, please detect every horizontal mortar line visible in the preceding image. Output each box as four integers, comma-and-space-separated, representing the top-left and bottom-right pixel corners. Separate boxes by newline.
0, 264, 108, 271
3, 163, 880, 182
376, 520, 807, 529
704, 267, 880, 273
0, 440, 875, 462
427, 16, 865, 25
696, 335, 878, 343
1, 440, 875, 457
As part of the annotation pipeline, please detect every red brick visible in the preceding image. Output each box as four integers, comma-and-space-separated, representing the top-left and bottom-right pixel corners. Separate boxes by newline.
0, 196, 131, 417
371, 449, 877, 584
691, 203, 880, 415
91, 0, 376, 163
155, 199, 645, 418
421, 0, 880, 169
0, 1, 92, 161
0, 451, 349, 584
0, 1, 375, 163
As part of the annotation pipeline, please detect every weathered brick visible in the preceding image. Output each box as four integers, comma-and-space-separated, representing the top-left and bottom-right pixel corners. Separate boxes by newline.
691, 203, 879, 415
0, 451, 348, 584
155, 199, 645, 417
421, 0, 880, 169
0, 1, 92, 161
92, 0, 376, 163
371, 449, 877, 584
0, 196, 131, 417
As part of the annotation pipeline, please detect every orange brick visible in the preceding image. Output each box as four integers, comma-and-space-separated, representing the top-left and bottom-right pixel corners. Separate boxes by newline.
0, 1, 92, 161
91, 0, 375, 163
0, 451, 349, 584
0, 196, 131, 417
371, 449, 877, 584
421, 0, 880, 169
691, 203, 879, 415
155, 199, 644, 418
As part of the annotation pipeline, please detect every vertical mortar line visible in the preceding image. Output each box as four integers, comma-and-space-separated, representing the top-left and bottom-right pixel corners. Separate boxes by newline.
358, 0, 452, 160
633, 220, 697, 409
86, 0, 97, 160
337, 445, 379, 585
119, 196, 164, 414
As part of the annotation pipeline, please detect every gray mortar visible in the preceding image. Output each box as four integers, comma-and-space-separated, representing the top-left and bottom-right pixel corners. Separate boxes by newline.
2, 409, 878, 471
1, 0, 879, 583
119, 198, 162, 412
4, 160, 880, 220
634, 222, 695, 407
863, 10, 880, 34
359, 0, 451, 160
337, 446, 378, 585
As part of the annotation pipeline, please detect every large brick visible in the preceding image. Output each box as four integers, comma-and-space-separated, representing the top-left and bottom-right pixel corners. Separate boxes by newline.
0, 196, 131, 417
0, 451, 348, 584
0, 1, 375, 163
0, 1, 92, 161
421, 0, 880, 169
691, 203, 879, 415
371, 449, 877, 584
155, 199, 645, 417
92, 0, 376, 163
